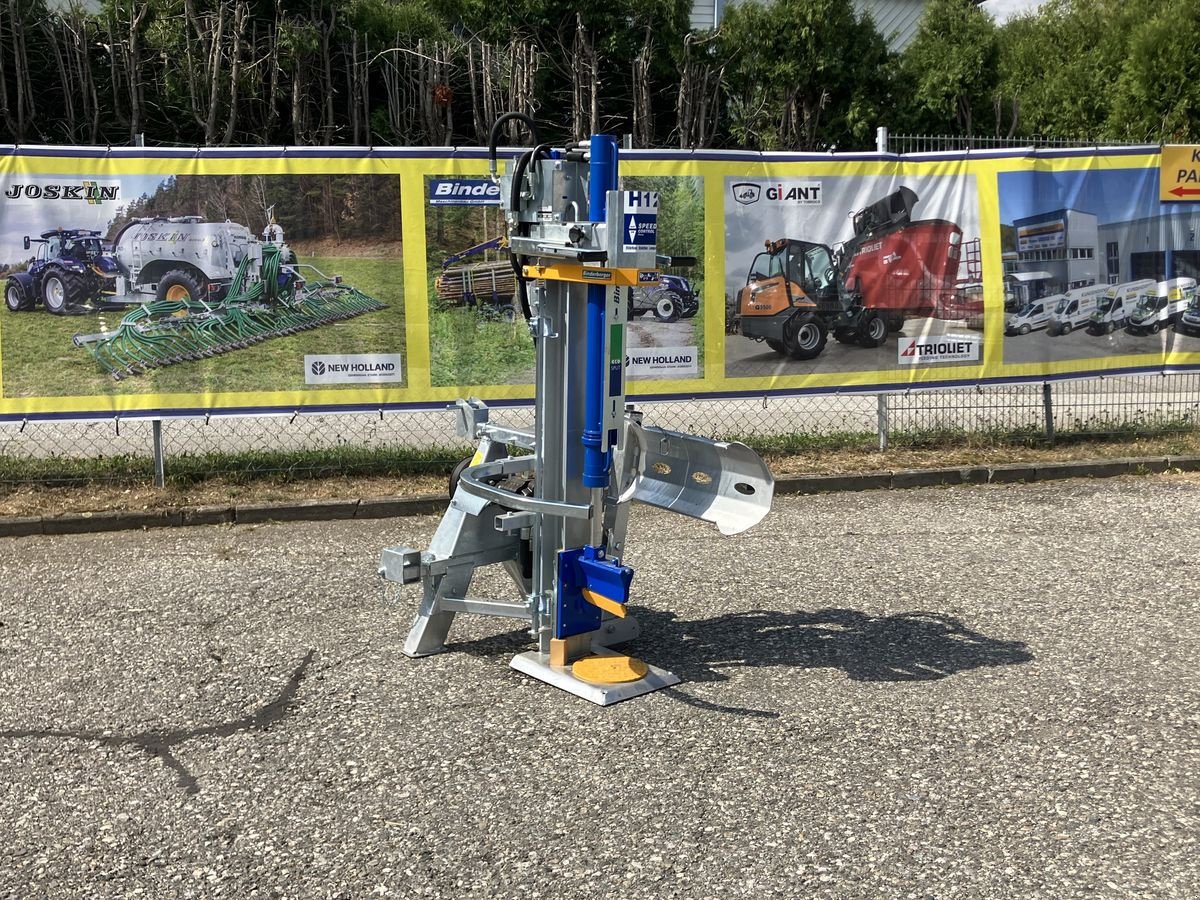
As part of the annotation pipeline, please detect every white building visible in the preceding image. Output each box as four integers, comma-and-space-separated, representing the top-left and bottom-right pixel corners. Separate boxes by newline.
1097, 212, 1200, 285
1007, 208, 1200, 288
690, 0, 976, 52
1010, 208, 1100, 292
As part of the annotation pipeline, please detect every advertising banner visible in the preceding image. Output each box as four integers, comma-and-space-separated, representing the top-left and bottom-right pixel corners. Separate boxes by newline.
0, 145, 1197, 422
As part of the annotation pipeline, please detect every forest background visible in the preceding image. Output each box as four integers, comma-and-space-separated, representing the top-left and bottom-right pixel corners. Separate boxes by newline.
0, 0, 1194, 151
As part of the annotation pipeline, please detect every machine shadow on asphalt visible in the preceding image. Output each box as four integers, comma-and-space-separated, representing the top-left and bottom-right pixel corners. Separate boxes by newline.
448, 608, 1033, 712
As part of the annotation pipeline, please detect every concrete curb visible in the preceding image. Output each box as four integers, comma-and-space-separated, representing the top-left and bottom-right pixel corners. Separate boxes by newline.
774, 455, 1192, 495
3, 455, 1199, 539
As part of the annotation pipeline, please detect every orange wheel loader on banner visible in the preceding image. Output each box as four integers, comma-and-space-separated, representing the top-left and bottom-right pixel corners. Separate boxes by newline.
736, 186, 964, 360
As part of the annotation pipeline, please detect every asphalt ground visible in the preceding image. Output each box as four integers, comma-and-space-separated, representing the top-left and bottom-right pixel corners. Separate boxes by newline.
1, 476, 1198, 899
725, 314, 963, 377
1002, 324, 1200, 365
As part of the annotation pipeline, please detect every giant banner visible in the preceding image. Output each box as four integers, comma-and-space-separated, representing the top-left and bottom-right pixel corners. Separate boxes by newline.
0, 145, 1196, 421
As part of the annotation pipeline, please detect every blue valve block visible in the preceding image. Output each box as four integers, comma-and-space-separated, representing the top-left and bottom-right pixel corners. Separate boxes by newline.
555, 545, 634, 639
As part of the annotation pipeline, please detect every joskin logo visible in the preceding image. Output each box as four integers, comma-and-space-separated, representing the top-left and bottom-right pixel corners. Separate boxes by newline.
898, 335, 980, 365
4, 181, 119, 204
731, 181, 822, 206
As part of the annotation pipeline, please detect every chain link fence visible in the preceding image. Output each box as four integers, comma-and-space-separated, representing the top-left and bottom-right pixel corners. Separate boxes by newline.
1, 372, 1197, 488
2, 134, 1195, 490
881, 132, 1150, 153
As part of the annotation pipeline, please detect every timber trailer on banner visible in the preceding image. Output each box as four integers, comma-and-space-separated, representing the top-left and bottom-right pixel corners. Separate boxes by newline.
378, 116, 775, 705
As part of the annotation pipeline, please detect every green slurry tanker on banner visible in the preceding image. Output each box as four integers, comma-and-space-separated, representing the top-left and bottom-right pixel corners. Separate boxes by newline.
4, 216, 385, 380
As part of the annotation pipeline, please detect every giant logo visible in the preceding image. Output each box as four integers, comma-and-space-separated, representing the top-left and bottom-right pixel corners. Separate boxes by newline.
731, 183, 761, 205
731, 181, 822, 206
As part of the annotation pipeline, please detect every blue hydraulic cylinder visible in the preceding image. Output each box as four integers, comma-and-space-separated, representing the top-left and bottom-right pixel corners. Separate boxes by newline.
582, 134, 620, 489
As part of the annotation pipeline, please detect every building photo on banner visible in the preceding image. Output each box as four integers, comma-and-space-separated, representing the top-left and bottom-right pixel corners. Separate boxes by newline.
998, 163, 1200, 368
421, 171, 704, 388
723, 168, 984, 383
0, 168, 404, 405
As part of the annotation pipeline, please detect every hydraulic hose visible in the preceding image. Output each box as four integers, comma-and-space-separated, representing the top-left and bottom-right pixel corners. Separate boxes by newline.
507, 142, 553, 322
488, 112, 540, 180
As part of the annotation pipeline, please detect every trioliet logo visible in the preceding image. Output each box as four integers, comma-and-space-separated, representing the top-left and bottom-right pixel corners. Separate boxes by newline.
898, 335, 980, 365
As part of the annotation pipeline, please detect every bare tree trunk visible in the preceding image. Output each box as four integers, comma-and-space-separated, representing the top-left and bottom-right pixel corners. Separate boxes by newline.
221, 2, 247, 145
676, 31, 724, 150
126, 2, 150, 141
40, 19, 74, 140
292, 57, 304, 144
361, 32, 370, 144
204, 4, 227, 144
349, 30, 360, 143
631, 27, 653, 147
321, 7, 336, 143
9, 0, 32, 140
467, 39, 482, 143
266, 0, 281, 138
570, 15, 599, 139
106, 13, 126, 130
0, 6, 11, 137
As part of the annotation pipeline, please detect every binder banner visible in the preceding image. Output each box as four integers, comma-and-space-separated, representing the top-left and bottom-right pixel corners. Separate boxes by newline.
0, 145, 1195, 421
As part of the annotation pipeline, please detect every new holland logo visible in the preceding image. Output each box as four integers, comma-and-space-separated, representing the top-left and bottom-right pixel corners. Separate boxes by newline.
305, 353, 403, 384
731, 183, 761, 205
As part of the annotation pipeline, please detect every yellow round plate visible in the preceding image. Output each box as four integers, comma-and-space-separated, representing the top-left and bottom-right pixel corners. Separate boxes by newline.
572, 654, 649, 685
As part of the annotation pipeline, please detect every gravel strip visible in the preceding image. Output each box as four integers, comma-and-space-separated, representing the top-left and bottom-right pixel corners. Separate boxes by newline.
0, 476, 1197, 898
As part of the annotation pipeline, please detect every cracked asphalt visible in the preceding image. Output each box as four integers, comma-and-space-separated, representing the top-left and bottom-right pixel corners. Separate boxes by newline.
0, 475, 1198, 899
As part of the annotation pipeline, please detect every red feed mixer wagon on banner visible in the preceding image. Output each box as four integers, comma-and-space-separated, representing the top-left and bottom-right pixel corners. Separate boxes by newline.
736, 186, 966, 359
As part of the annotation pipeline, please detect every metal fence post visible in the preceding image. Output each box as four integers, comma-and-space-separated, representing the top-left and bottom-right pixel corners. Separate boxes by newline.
877, 393, 889, 451
152, 418, 165, 487
1042, 382, 1055, 445
876, 126, 889, 154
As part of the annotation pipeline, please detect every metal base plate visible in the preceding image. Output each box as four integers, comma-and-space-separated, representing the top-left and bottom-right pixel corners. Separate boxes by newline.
510, 646, 680, 706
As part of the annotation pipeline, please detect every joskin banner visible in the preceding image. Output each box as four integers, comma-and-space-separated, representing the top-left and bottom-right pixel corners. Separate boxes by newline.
0, 144, 1197, 422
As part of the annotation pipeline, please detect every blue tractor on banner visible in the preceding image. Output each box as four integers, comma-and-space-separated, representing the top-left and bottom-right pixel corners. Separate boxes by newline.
4, 228, 119, 315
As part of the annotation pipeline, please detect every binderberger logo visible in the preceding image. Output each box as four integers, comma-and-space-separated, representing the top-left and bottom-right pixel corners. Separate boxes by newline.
5, 182, 119, 204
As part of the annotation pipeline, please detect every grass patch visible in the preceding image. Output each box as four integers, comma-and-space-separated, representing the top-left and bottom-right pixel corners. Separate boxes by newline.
0, 443, 462, 489
429, 305, 535, 386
